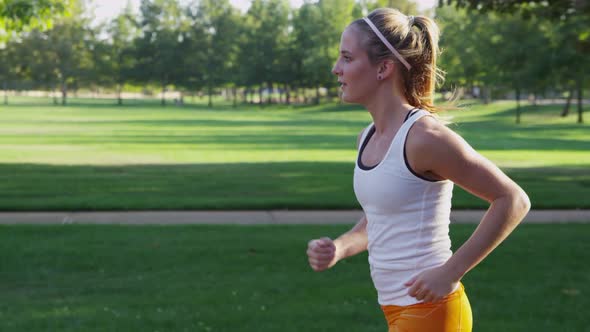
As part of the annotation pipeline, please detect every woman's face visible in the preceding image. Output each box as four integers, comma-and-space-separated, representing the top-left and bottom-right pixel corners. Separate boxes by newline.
332, 26, 378, 104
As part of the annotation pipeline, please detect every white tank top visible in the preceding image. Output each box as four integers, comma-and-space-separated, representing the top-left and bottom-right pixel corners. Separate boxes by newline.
353, 109, 457, 306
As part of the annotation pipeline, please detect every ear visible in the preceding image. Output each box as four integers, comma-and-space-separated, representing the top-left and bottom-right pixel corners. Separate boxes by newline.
377, 59, 396, 80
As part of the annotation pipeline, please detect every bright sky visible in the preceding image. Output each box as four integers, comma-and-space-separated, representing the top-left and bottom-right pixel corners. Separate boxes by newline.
91, 0, 437, 25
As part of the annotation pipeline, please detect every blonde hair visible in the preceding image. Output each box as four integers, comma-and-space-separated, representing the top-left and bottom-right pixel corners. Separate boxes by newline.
351, 8, 449, 113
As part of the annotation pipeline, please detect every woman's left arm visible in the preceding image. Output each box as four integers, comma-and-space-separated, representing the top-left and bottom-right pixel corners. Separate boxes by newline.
405, 116, 531, 303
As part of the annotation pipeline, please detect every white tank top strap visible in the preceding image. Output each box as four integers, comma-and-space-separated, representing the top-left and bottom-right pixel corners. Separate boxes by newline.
396, 109, 432, 142
385, 109, 435, 172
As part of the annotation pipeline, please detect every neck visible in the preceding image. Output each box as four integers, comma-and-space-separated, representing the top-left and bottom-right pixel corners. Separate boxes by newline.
363, 83, 414, 134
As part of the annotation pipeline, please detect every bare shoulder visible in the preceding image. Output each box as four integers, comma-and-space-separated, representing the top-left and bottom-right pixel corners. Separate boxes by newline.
407, 115, 472, 175
407, 115, 470, 159
407, 114, 521, 203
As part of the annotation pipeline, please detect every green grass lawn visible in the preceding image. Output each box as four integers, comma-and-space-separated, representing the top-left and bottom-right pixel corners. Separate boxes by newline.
0, 97, 588, 210
1, 223, 588, 331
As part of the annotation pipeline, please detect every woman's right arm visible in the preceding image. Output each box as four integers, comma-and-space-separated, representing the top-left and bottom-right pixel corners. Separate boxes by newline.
307, 128, 369, 272
336, 127, 369, 259
334, 215, 368, 259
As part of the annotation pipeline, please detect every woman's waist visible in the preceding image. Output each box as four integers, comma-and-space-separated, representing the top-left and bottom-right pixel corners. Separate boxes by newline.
366, 220, 452, 251
368, 249, 452, 271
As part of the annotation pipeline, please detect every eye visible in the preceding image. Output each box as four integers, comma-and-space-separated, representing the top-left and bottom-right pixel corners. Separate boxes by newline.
343, 56, 351, 62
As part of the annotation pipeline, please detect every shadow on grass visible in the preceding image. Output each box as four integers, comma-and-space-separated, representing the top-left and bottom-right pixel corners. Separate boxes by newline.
0, 163, 588, 211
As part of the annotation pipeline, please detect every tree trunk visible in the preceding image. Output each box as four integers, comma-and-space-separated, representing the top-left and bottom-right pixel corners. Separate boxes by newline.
161, 83, 166, 106
259, 86, 263, 106
61, 80, 67, 106
315, 85, 320, 105
577, 78, 584, 124
479, 86, 485, 103
483, 86, 491, 104
561, 89, 573, 117
267, 82, 272, 105
286, 84, 291, 105
208, 84, 213, 108
233, 87, 237, 108
117, 84, 123, 105
3, 81, 7, 105
516, 88, 520, 124
53, 86, 58, 105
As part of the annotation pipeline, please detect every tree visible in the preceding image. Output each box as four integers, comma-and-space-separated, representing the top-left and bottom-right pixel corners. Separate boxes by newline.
0, 0, 72, 43
547, 15, 589, 123
292, 0, 354, 105
441, 0, 589, 123
316, 0, 355, 102
13, 29, 59, 103
241, 0, 291, 105
181, 1, 208, 103
133, 0, 186, 106
0, 43, 19, 104
106, 2, 140, 105
189, 0, 242, 107
439, 0, 589, 19
8, 0, 92, 105
45, 7, 93, 105
493, 15, 550, 123
437, 6, 496, 101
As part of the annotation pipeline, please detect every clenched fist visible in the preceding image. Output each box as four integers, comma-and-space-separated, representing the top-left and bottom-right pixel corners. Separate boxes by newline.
307, 237, 339, 272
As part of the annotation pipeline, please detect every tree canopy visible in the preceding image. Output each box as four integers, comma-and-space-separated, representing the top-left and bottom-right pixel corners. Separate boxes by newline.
0, 0, 586, 122
0, 0, 72, 43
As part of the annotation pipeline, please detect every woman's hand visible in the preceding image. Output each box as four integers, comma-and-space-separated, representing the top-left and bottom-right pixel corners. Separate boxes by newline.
404, 264, 460, 303
307, 237, 339, 272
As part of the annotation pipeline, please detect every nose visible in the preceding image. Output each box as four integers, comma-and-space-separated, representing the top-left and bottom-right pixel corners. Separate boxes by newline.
331, 61, 341, 76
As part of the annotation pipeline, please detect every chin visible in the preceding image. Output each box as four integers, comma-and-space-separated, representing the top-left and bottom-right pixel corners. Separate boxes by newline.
341, 93, 360, 104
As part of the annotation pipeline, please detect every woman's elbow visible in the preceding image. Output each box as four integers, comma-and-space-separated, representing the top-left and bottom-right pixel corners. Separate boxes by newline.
514, 188, 531, 216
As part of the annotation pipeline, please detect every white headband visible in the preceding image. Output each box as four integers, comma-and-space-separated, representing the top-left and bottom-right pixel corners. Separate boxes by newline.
362, 17, 412, 71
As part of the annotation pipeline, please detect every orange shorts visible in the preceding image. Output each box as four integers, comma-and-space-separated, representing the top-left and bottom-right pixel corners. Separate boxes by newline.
381, 282, 472, 332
